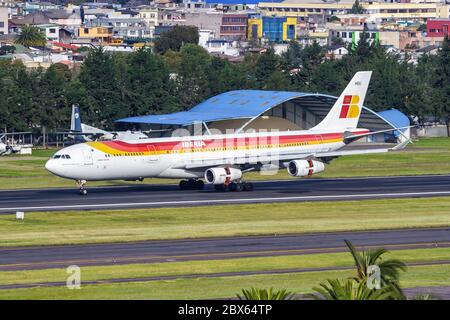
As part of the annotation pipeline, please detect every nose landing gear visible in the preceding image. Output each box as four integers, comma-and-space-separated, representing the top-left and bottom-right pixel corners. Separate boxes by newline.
76, 180, 88, 195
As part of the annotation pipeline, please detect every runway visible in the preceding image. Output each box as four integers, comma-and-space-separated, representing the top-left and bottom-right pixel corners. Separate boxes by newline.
1, 227, 449, 271
1, 174, 450, 213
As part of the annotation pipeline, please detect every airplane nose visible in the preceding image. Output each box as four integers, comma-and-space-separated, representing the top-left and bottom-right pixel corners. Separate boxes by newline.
45, 159, 55, 173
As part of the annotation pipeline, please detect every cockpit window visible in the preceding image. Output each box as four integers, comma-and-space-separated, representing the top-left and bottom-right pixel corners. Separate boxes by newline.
53, 154, 70, 159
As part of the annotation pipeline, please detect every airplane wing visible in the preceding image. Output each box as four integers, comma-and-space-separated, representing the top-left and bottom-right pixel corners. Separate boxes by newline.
343, 126, 413, 144
181, 139, 411, 170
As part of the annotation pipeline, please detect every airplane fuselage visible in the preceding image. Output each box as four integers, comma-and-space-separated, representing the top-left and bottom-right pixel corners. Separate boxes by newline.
45, 128, 367, 181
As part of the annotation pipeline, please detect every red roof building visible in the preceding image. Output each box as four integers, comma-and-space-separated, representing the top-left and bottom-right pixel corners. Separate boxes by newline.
426, 19, 450, 37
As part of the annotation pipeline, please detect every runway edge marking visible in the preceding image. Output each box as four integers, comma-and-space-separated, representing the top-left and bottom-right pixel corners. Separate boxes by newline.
2, 190, 450, 212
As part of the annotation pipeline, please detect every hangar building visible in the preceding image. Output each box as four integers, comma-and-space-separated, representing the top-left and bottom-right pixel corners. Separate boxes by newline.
117, 90, 409, 142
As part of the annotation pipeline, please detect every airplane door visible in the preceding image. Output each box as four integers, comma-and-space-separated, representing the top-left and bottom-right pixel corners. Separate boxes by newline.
82, 149, 93, 165
147, 145, 158, 162
315, 135, 325, 152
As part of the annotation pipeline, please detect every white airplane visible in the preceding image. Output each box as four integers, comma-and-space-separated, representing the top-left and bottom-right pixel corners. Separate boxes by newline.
64, 105, 148, 142
0, 140, 11, 156
0, 133, 33, 156
45, 71, 410, 195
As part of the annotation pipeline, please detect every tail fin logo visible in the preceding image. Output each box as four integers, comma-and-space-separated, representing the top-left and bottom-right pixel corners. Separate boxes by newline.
339, 95, 360, 119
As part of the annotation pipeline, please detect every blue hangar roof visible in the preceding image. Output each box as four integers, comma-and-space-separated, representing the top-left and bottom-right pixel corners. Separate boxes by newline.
377, 109, 410, 129
117, 90, 310, 125
377, 108, 410, 136
117, 90, 410, 130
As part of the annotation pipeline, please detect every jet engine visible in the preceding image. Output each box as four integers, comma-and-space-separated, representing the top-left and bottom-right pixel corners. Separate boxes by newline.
287, 160, 325, 177
204, 167, 242, 184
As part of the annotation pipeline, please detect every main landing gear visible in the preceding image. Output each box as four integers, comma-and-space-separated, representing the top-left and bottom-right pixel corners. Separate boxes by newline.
76, 179, 88, 195
179, 179, 205, 190
214, 181, 254, 192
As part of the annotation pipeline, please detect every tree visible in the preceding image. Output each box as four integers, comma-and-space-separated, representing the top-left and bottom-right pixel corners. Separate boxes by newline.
345, 240, 406, 284
124, 48, 178, 115
329, 15, 341, 23
331, 36, 345, 46
344, 239, 407, 298
32, 64, 70, 130
255, 47, 284, 89
154, 26, 199, 54
350, 0, 365, 14
285, 41, 325, 91
310, 278, 399, 300
175, 44, 212, 108
282, 40, 303, 71
237, 288, 294, 300
78, 47, 125, 127
308, 240, 407, 300
351, 30, 372, 59
14, 25, 46, 48
432, 36, 450, 135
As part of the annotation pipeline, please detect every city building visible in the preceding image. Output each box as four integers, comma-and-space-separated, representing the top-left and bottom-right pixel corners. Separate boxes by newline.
258, 1, 450, 23
327, 44, 349, 59
99, 17, 154, 41
378, 29, 444, 50
328, 25, 379, 47
220, 13, 248, 40
0, 7, 7, 35
37, 24, 60, 42
198, 29, 215, 46
427, 18, 450, 37
248, 16, 296, 42
138, 7, 159, 26
177, 10, 222, 36
204, 39, 240, 56
77, 25, 113, 42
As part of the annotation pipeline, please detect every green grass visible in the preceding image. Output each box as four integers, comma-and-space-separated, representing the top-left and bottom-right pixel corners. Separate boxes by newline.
0, 247, 449, 287
1, 197, 450, 247
1, 137, 450, 189
0, 264, 448, 300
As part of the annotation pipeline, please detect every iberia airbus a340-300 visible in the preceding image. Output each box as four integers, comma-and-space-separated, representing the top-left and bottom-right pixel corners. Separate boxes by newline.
45, 71, 410, 195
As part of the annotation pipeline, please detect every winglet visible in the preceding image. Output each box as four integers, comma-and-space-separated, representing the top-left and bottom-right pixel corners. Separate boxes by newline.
390, 139, 411, 151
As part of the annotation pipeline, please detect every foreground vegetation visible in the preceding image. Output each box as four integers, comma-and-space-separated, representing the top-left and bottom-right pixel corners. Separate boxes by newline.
2, 240, 445, 300
1, 137, 450, 189
0, 197, 449, 247
241, 241, 408, 300
0, 264, 447, 300
0, 247, 448, 287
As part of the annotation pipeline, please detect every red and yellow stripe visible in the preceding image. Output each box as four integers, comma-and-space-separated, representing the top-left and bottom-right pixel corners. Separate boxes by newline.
86, 131, 367, 157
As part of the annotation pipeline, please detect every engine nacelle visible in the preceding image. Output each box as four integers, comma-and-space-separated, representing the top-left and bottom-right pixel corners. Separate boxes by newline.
287, 160, 325, 177
204, 167, 242, 184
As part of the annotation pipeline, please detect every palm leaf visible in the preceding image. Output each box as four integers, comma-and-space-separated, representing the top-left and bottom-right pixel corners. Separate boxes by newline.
237, 287, 294, 300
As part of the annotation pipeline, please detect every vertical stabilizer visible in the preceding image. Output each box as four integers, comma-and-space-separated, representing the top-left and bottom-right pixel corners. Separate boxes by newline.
71, 104, 82, 133
70, 104, 86, 143
313, 71, 372, 131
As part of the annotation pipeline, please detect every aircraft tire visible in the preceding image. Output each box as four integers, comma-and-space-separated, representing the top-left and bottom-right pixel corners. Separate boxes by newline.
228, 182, 237, 192
179, 180, 188, 190
195, 180, 205, 190
214, 184, 227, 192
243, 182, 254, 192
